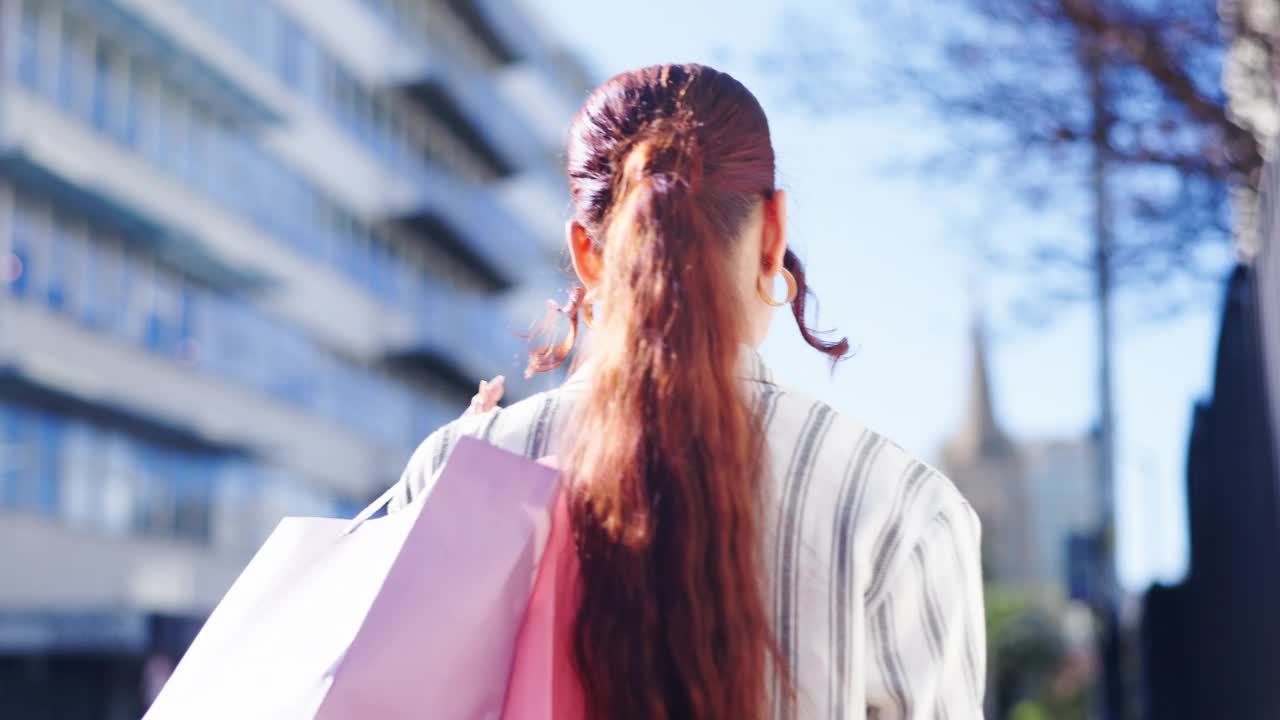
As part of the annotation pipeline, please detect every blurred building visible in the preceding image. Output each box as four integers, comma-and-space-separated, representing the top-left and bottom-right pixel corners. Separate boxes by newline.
1021, 437, 1098, 595
1140, 10, 1280, 712
0, 0, 588, 716
943, 319, 1102, 718
940, 320, 1099, 594
941, 321, 1035, 585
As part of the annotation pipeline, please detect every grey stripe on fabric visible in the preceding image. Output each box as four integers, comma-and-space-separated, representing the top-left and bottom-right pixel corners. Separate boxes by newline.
431, 425, 455, 476
913, 541, 944, 663
755, 382, 779, 422
912, 535, 954, 720
826, 431, 866, 720
531, 393, 561, 458
772, 401, 822, 720
824, 435, 865, 712
843, 436, 894, 714
479, 408, 503, 442
829, 432, 887, 720
916, 543, 947, 661
752, 382, 784, 713
761, 382, 784, 434
774, 402, 836, 720
755, 384, 782, 474
939, 511, 983, 710
524, 394, 555, 459
865, 462, 932, 602
874, 595, 913, 718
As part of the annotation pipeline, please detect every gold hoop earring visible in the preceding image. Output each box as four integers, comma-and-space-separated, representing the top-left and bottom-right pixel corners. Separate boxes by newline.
580, 292, 596, 329
757, 268, 797, 307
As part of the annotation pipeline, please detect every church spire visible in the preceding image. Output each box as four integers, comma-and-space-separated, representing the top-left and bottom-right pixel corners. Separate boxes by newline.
969, 317, 1002, 443
945, 312, 1014, 463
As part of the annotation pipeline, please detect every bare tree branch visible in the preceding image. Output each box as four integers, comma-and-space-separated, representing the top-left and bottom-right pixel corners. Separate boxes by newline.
759, 0, 1265, 323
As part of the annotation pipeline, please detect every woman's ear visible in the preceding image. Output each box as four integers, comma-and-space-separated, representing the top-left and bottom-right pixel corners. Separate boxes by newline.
567, 220, 603, 288
762, 190, 788, 274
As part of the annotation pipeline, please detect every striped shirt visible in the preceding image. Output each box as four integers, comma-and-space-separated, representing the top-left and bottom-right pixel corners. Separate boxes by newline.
389, 348, 986, 719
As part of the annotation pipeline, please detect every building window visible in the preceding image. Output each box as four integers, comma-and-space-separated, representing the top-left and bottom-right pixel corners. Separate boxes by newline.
88, 236, 124, 336
57, 19, 93, 122
59, 423, 100, 530
0, 404, 26, 509
45, 213, 69, 311
168, 96, 193, 183
91, 44, 110, 130
9, 203, 32, 297
100, 434, 135, 536
145, 269, 180, 355
134, 445, 176, 537
211, 464, 243, 548
98, 48, 132, 144
133, 74, 166, 167
123, 62, 141, 148
17, 1, 42, 91
276, 14, 304, 89
47, 215, 88, 317
121, 255, 150, 346
76, 227, 100, 328
172, 456, 212, 544
33, 412, 62, 515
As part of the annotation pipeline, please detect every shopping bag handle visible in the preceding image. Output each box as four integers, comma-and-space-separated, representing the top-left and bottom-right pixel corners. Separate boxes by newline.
342, 484, 400, 536
340, 445, 560, 536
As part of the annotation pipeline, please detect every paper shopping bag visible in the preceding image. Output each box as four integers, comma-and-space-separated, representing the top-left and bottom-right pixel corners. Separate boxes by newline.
144, 436, 561, 720
501, 489, 585, 720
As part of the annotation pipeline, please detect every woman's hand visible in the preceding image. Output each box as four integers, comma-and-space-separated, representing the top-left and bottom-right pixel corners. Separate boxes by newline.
463, 375, 505, 417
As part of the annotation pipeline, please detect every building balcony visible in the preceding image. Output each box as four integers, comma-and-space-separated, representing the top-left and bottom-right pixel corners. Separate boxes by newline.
63, 0, 281, 127
282, 0, 548, 178
381, 280, 530, 392
91, 0, 548, 290
0, 153, 264, 293
0, 299, 405, 499
493, 172, 572, 259
0, 510, 246, 615
448, 0, 541, 69
391, 45, 547, 178
389, 163, 548, 291
0, 89, 534, 406
76, 0, 413, 223
0, 87, 412, 362
494, 61, 584, 159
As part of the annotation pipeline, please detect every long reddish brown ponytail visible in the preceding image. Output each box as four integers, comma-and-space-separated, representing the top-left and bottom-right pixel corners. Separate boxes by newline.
530, 64, 846, 720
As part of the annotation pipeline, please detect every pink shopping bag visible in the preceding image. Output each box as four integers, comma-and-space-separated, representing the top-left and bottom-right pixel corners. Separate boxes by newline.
144, 436, 561, 720
501, 488, 585, 720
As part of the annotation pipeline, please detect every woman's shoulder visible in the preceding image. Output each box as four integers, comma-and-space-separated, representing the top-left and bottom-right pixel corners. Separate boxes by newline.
764, 384, 977, 551
764, 385, 981, 618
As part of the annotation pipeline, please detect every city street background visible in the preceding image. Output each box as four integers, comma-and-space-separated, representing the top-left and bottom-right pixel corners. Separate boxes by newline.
0, 1, 1276, 718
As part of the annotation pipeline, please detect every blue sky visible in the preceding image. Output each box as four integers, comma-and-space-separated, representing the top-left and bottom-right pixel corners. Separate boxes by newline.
528, 0, 1223, 591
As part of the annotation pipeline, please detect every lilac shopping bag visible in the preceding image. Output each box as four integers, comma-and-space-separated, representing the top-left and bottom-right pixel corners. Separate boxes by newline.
144, 436, 561, 720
